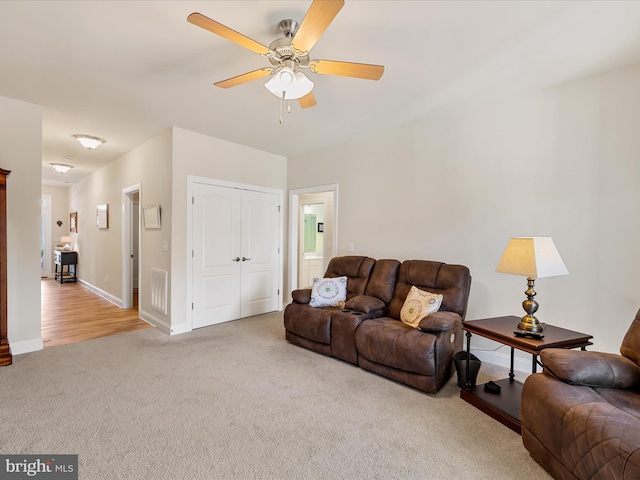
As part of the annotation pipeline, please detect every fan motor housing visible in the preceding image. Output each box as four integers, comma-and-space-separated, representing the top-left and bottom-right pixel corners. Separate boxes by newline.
268, 37, 309, 68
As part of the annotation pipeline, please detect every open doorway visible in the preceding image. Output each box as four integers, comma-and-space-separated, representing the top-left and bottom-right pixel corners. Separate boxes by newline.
122, 184, 141, 310
298, 200, 326, 288
288, 184, 338, 295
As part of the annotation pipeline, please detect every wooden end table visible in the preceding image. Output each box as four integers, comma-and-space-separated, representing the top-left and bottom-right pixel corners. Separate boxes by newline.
460, 315, 592, 434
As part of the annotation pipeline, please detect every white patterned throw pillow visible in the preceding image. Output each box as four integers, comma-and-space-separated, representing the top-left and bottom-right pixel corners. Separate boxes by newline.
310, 276, 347, 308
400, 285, 443, 328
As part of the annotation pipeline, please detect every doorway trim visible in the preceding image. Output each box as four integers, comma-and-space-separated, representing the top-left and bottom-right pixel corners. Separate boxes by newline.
288, 184, 338, 297
122, 183, 141, 309
41, 194, 53, 278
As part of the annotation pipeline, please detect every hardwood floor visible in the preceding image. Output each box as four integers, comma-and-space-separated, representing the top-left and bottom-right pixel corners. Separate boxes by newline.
41, 279, 152, 348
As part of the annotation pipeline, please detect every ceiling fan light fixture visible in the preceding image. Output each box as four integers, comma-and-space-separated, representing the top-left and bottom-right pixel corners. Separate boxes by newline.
73, 134, 105, 150
50, 163, 74, 174
265, 69, 314, 100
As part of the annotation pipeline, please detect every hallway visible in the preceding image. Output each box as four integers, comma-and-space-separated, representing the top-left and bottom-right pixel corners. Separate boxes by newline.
41, 279, 152, 348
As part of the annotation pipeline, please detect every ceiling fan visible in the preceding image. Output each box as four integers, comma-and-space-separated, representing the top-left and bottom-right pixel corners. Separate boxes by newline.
187, 0, 384, 114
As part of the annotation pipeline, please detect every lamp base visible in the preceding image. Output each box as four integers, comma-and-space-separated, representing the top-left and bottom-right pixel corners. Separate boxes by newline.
517, 314, 544, 333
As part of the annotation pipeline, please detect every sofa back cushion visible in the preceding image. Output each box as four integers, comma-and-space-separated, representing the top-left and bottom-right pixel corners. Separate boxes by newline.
324, 256, 376, 300
387, 260, 471, 320
364, 259, 401, 304
621, 308, 640, 367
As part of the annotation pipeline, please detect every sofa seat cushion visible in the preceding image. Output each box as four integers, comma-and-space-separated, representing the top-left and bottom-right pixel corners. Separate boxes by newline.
355, 317, 436, 376
561, 402, 640, 479
283, 303, 334, 345
594, 387, 640, 422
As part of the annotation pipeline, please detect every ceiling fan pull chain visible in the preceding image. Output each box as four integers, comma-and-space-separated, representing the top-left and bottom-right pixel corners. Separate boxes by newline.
288, 100, 292, 114
279, 91, 285, 124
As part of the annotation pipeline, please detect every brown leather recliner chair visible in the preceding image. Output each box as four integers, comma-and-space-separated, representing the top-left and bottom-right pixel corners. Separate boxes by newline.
355, 260, 472, 394
284, 256, 400, 364
521, 309, 640, 480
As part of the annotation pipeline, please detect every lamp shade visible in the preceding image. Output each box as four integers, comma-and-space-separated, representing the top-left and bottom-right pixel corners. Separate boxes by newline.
496, 237, 569, 278
265, 68, 314, 100
60, 236, 73, 244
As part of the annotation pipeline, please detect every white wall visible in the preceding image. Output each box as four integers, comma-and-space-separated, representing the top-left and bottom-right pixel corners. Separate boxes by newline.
0, 96, 43, 353
170, 127, 287, 333
287, 63, 640, 356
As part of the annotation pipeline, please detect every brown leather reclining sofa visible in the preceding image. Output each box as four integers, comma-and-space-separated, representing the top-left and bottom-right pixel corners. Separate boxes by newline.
521, 308, 640, 480
284, 255, 472, 393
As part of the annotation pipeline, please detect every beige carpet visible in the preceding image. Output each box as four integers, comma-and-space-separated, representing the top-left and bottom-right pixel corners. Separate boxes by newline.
0, 312, 550, 479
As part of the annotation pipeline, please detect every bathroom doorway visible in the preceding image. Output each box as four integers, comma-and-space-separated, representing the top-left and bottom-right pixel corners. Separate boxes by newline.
288, 184, 338, 295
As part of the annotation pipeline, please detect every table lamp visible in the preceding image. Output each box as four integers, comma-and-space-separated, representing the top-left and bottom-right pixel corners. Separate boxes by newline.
60, 236, 73, 251
496, 237, 568, 333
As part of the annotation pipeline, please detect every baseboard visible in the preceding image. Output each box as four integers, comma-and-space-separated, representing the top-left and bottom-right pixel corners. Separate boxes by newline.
168, 322, 191, 335
469, 348, 533, 374
11, 337, 44, 355
78, 279, 123, 307
139, 308, 174, 335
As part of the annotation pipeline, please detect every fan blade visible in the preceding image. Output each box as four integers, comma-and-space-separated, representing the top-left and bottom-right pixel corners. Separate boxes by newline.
298, 92, 317, 109
188, 12, 270, 56
214, 68, 274, 89
291, 0, 345, 55
309, 60, 384, 80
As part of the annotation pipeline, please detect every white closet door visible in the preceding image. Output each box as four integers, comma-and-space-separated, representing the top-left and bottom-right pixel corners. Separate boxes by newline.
240, 190, 279, 318
192, 183, 242, 328
192, 183, 280, 329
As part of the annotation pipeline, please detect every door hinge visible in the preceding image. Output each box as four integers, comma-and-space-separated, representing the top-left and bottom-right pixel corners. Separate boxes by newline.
192, 303, 194, 310
277, 289, 280, 295
192, 250, 194, 258
192, 196, 195, 204
277, 205, 281, 212
277, 247, 280, 254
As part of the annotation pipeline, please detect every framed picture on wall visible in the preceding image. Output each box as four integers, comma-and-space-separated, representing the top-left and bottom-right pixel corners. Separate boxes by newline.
70, 212, 78, 233
143, 205, 161, 229
97, 204, 109, 229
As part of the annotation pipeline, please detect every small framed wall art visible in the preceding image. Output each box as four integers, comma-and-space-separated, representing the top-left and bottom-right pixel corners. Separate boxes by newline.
97, 204, 109, 229
143, 204, 161, 229
70, 212, 78, 233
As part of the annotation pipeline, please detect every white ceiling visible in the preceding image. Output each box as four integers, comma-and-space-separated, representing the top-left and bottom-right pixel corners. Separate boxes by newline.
2, 1, 640, 186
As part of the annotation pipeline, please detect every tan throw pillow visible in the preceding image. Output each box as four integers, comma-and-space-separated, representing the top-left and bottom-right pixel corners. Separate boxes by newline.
400, 286, 443, 328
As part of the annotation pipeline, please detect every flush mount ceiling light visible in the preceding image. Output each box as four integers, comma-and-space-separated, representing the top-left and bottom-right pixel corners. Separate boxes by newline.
73, 134, 105, 150
50, 163, 74, 174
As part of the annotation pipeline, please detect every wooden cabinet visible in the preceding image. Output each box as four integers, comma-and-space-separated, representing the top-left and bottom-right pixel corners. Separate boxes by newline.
54, 250, 77, 284
0, 168, 11, 366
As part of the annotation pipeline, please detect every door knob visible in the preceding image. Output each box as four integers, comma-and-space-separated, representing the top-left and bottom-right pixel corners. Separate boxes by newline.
242, 257, 251, 261
232, 257, 240, 262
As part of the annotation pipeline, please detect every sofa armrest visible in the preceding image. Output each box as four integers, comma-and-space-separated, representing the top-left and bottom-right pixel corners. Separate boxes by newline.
291, 289, 311, 304
344, 295, 385, 314
541, 348, 640, 389
418, 311, 461, 333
